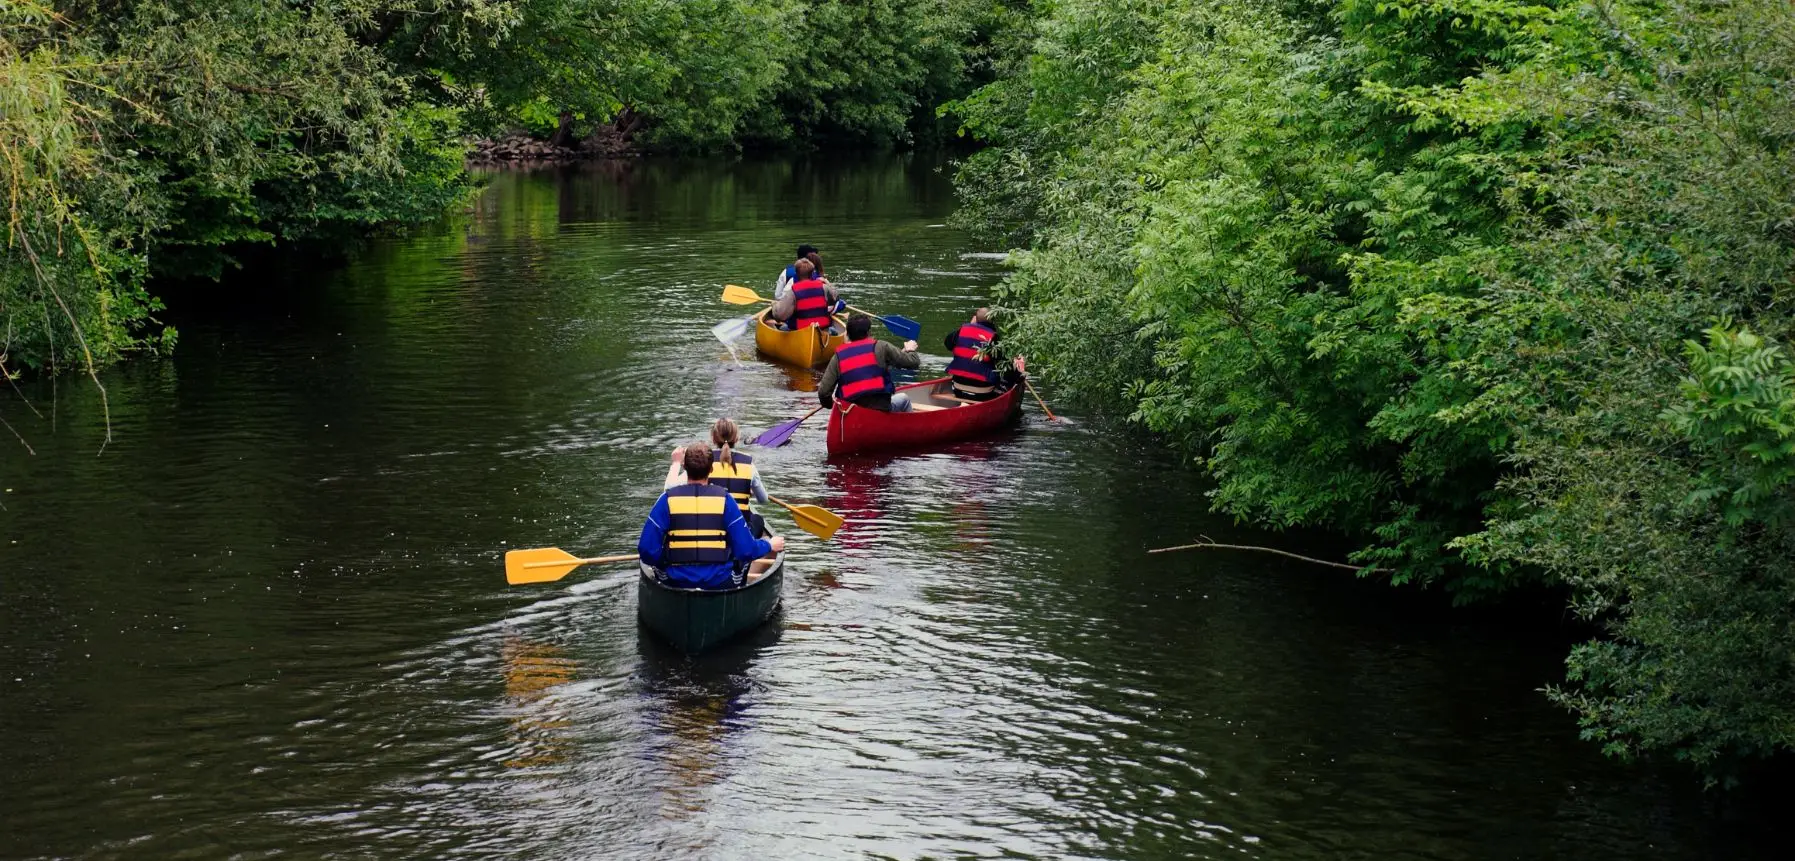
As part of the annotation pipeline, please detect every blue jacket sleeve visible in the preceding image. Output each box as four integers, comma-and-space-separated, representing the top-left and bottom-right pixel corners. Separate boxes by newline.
638, 494, 671, 567
722, 494, 773, 562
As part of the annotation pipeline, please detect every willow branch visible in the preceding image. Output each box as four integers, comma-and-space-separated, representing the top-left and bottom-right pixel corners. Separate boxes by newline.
1147, 537, 1392, 573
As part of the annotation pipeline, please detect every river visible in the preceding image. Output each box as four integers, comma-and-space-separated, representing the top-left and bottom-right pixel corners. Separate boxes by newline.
0, 156, 1772, 859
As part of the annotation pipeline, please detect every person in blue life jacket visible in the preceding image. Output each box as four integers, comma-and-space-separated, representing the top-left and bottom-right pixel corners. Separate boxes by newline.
664, 418, 770, 537
639, 443, 785, 590
774, 244, 825, 300
943, 307, 1027, 401
818, 313, 922, 412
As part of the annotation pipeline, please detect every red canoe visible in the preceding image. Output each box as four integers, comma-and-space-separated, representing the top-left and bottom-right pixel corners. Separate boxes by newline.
826, 377, 1023, 455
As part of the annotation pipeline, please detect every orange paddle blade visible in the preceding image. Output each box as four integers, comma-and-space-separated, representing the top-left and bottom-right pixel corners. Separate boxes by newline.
722, 284, 768, 305
505, 547, 637, 585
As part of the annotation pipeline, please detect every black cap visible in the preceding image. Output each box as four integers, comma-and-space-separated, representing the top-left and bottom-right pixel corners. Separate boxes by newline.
796, 244, 819, 257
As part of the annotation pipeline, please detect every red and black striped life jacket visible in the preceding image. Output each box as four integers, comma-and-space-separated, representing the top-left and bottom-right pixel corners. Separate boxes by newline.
834, 338, 891, 403
946, 322, 998, 386
791, 279, 833, 330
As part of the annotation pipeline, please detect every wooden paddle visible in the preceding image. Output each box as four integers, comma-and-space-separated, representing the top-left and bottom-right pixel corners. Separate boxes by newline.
505, 548, 637, 585
750, 405, 823, 447
768, 496, 844, 541
1024, 378, 1060, 421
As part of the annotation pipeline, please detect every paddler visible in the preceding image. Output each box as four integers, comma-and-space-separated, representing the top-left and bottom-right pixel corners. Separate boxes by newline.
943, 307, 1027, 401
774, 244, 824, 299
818, 313, 921, 412
639, 442, 785, 589
664, 419, 768, 536
770, 256, 842, 331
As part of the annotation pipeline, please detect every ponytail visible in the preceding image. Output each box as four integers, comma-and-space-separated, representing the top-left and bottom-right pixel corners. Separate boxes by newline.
711, 418, 740, 470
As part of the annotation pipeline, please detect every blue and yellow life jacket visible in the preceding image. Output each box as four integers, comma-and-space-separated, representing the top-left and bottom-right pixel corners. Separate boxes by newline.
709, 451, 755, 511
663, 484, 731, 565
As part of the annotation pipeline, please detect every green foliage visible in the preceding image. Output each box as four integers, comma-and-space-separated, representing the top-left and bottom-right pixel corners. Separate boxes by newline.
3, 0, 1019, 378
957, 0, 1795, 776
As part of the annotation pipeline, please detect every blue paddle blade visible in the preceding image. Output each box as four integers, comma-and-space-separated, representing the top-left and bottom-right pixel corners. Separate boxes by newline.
751, 417, 805, 447
879, 314, 922, 341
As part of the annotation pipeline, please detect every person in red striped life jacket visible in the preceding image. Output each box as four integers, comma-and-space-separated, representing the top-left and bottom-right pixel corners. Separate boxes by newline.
943, 307, 1027, 401
818, 314, 921, 412
769, 256, 842, 331
773, 244, 823, 300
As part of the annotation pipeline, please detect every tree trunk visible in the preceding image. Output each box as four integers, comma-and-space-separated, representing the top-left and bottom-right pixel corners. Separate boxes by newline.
548, 111, 574, 149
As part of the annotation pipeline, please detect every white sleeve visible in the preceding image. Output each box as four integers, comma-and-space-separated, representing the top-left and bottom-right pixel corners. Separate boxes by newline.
774, 269, 793, 300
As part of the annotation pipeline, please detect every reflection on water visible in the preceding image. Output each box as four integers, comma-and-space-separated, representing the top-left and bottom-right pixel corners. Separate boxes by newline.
0, 156, 1781, 860
638, 626, 781, 822
501, 637, 578, 770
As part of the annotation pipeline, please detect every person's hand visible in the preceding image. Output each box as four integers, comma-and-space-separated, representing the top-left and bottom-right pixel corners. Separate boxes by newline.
903, 339, 918, 352
769, 536, 787, 553
670, 446, 686, 464
1012, 355, 1027, 374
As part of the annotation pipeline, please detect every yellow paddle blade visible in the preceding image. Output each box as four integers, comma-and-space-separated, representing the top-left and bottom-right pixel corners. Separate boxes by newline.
722, 284, 768, 305
505, 548, 638, 585
506, 547, 583, 585
770, 497, 844, 541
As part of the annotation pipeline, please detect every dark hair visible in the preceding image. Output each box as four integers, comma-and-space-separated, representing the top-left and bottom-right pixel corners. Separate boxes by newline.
796, 244, 818, 257
846, 313, 872, 340
710, 419, 739, 471
795, 258, 816, 278
683, 442, 712, 479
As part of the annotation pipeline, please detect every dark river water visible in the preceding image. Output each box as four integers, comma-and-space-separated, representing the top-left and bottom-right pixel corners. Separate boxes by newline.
0, 157, 1774, 859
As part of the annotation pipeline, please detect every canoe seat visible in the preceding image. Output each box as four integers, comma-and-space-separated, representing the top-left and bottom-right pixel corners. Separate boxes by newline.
910, 404, 949, 412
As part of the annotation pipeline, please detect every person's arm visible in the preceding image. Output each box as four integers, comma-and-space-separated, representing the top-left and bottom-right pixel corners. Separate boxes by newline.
1002, 355, 1026, 386
818, 355, 841, 407
771, 291, 795, 320
943, 329, 957, 353
774, 268, 793, 299
662, 446, 686, 490
880, 340, 923, 370
722, 495, 773, 562
637, 495, 671, 568
749, 470, 768, 503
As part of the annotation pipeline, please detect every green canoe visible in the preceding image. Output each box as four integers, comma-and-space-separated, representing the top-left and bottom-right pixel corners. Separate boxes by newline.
636, 549, 785, 654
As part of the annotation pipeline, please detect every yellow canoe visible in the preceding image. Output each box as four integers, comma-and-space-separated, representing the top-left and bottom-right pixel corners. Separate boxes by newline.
754, 310, 845, 369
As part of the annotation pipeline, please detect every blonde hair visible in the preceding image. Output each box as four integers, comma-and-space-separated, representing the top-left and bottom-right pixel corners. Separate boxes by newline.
710, 418, 740, 470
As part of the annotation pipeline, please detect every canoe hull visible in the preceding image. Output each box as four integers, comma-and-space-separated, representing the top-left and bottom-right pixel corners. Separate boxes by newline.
754, 310, 845, 369
826, 377, 1023, 456
637, 553, 784, 654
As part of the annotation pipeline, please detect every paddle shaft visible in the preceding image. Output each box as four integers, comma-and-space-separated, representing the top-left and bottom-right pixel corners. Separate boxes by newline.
1024, 378, 1058, 421
522, 553, 637, 569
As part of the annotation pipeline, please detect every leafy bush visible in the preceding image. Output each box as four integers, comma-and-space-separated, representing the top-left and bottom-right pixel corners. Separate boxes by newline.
954, 0, 1795, 777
